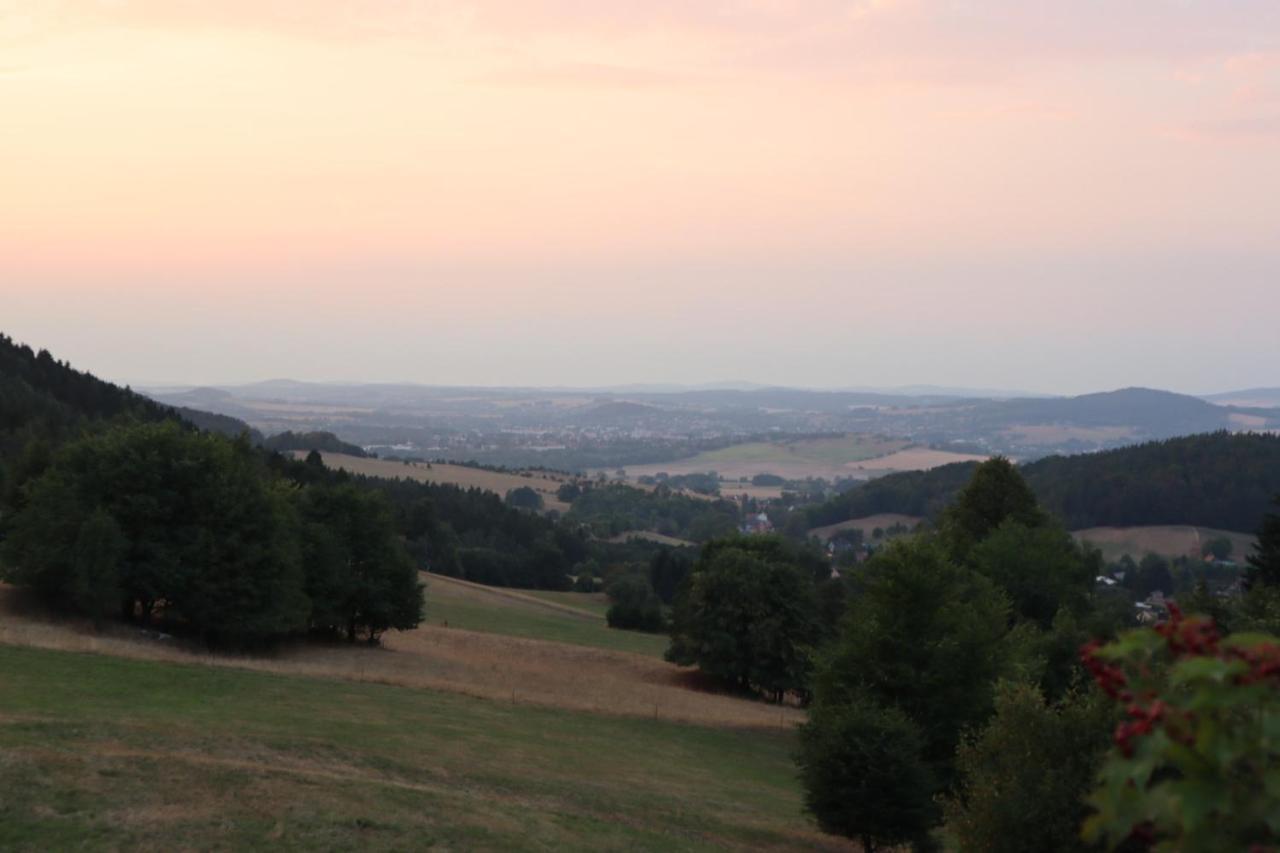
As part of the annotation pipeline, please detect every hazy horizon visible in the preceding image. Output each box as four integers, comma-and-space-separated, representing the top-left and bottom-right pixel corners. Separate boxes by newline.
5, 2, 1280, 394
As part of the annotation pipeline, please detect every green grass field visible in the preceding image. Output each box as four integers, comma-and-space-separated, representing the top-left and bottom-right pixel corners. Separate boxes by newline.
0, 644, 838, 851
617, 434, 912, 482
424, 575, 668, 657
696, 435, 904, 467
521, 589, 613, 618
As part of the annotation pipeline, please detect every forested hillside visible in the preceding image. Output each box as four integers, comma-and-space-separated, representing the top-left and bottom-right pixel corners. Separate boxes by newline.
0, 335, 645, 601
806, 432, 1280, 533
262, 430, 365, 457
0, 333, 259, 465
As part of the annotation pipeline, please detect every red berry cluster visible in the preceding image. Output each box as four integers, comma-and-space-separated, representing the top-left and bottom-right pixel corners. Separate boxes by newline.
1079, 639, 1132, 701
1233, 641, 1280, 686
1081, 603, 1280, 760
1153, 603, 1220, 655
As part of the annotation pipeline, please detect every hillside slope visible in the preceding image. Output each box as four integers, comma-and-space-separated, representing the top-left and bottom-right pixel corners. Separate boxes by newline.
0, 333, 259, 464
0, 644, 837, 851
806, 431, 1280, 533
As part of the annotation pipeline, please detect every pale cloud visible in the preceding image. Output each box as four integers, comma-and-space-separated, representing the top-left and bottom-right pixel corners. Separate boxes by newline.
1181, 114, 1280, 140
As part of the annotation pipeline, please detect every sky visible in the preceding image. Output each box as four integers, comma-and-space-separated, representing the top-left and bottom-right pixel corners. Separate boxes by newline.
3, 1, 1279, 394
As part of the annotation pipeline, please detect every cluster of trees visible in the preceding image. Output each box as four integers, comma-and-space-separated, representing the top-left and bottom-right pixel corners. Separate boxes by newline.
2, 423, 422, 645
669, 458, 1265, 848
503, 486, 544, 511
666, 536, 831, 700
791, 461, 1280, 849
261, 430, 366, 457
804, 432, 1280, 535
564, 483, 739, 542
642, 472, 721, 495
319, 469, 590, 591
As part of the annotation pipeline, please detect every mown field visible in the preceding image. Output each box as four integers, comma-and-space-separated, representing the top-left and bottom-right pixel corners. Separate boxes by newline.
424, 573, 665, 657
0, 644, 844, 852
303, 452, 573, 512
808, 513, 925, 541
618, 434, 985, 483
1073, 525, 1257, 562
810, 518, 1259, 564
0, 579, 793, 728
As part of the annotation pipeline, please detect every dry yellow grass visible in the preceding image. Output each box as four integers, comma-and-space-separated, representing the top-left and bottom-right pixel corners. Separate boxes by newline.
1074, 526, 1257, 562
719, 483, 786, 501
606, 530, 697, 548
808, 513, 925, 541
427, 572, 602, 620
0, 584, 802, 730
621, 436, 983, 484
845, 447, 987, 473
305, 452, 573, 513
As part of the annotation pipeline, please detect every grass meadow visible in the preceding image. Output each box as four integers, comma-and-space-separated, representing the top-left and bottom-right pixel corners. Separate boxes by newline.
0, 644, 844, 851
422, 573, 667, 657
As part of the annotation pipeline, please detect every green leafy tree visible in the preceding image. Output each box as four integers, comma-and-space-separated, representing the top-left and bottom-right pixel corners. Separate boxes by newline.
70, 507, 126, 630
944, 681, 1112, 853
1247, 495, 1280, 589
1201, 535, 1234, 561
968, 521, 1096, 628
940, 457, 1046, 561
648, 548, 692, 604
814, 537, 1009, 772
604, 573, 664, 632
666, 537, 819, 699
299, 483, 424, 643
1082, 607, 1280, 849
797, 697, 937, 852
505, 486, 544, 511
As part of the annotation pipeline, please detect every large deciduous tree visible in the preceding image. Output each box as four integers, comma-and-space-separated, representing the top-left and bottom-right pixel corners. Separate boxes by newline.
940, 456, 1046, 560
797, 698, 937, 852
299, 483, 423, 643
814, 538, 1010, 771
666, 536, 818, 699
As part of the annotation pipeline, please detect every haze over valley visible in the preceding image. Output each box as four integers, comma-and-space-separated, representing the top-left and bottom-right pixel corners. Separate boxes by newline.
5, 2, 1280, 850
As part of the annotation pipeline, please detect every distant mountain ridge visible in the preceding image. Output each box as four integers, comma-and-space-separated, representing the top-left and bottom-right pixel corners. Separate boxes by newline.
1203, 387, 1280, 408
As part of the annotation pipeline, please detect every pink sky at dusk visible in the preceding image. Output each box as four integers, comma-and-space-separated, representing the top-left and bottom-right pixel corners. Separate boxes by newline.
3, 1, 1279, 392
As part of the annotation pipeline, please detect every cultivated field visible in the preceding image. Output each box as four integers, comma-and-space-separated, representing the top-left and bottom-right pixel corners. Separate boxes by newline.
607, 530, 697, 549
718, 483, 786, 501
808, 514, 926, 541
617, 434, 985, 483
1000, 424, 1138, 446
0, 645, 845, 851
1074, 526, 1257, 562
843, 447, 987, 474
304, 452, 573, 513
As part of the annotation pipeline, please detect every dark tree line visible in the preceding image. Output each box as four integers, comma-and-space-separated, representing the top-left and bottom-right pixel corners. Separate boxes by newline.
2, 422, 422, 644
262, 431, 365, 457
564, 482, 739, 542
805, 432, 1280, 533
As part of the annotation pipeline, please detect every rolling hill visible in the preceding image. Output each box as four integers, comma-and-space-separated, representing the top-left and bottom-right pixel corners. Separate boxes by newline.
805, 431, 1280, 535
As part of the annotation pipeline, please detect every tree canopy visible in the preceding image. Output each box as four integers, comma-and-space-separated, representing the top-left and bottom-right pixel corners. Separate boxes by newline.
666, 536, 819, 699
